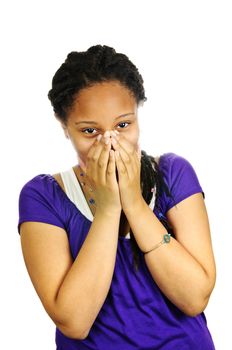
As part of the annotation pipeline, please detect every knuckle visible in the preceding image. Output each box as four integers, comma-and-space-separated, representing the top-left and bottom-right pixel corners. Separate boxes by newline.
92, 156, 98, 162
98, 162, 104, 169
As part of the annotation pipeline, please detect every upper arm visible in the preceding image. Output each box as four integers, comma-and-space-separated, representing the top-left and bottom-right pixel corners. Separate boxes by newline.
166, 192, 216, 297
20, 221, 74, 328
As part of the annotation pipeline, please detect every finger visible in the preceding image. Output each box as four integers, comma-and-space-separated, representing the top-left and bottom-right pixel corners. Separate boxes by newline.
112, 134, 138, 163
112, 134, 134, 154
120, 136, 141, 168
118, 147, 136, 180
115, 149, 127, 178
112, 136, 138, 177
86, 135, 103, 167
107, 149, 117, 185
89, 134, 107, 165
97, 137, 112, 185
86, 135, 104, 185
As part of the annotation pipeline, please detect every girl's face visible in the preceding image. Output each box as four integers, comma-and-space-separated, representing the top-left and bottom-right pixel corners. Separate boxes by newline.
61, 80, 140, 171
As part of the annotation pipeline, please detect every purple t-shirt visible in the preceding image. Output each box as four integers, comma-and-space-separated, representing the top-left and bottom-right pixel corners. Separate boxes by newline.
17, 152, 215, 350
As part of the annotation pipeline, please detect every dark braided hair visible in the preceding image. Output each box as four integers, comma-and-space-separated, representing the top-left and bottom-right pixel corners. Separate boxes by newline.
48, 44, 176, 272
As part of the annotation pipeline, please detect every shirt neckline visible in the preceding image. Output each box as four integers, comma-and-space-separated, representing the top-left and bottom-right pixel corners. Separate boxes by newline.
49, 173, 132, 240
49, 154, 162, 240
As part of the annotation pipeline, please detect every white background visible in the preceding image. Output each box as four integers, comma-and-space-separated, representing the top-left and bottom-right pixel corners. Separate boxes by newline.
1, 0, 231, 348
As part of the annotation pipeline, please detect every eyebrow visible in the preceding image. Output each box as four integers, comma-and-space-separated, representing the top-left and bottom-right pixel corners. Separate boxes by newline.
75, 113, 135, 125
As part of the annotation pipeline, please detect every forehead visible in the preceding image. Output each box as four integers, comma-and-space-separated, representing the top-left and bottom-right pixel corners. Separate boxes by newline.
69, 81, 137, 117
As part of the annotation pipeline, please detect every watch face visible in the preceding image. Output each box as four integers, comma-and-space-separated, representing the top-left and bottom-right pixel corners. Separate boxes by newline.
164, 234, 171, 243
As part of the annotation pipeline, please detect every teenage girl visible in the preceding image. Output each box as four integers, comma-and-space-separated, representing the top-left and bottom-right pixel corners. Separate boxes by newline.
18, 44, 216, 349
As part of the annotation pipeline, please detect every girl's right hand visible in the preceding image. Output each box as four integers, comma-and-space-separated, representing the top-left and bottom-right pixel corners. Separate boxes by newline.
85, 133, 122, 214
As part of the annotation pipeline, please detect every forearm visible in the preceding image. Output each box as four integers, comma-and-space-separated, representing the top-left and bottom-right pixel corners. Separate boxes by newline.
55, 209, 121, 336
125, 200, 211, 316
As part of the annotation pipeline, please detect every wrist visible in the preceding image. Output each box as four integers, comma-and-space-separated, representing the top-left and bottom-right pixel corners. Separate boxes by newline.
95, 207, 122, 219
123, 196, 146, 217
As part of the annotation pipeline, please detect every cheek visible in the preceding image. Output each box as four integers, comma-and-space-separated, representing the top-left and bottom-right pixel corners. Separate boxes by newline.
125, 130, 139, 148
75, 141, 95, 170
72, 136, 94, 155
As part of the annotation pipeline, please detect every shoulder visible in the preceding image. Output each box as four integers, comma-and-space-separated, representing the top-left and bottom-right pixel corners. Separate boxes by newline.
52, 173, 66, 193
18, 173, 69, 235
19, 173, 60, 199
156, 152, 204, 214
18, 173, 69, 216
159, 152, 190, 169
158, 152, 200, 183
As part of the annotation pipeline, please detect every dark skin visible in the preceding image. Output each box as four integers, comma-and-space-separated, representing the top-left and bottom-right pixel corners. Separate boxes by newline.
53, 80, 141, 236
66, 87, 216, 317
73, 163, 130, 237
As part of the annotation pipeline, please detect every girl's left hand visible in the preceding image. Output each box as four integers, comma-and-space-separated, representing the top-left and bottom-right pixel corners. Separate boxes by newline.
110, 132, 143, 213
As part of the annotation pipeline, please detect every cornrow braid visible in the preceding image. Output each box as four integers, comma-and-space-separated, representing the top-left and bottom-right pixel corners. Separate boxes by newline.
48, 45, 147, 124
47, 44, 176, 272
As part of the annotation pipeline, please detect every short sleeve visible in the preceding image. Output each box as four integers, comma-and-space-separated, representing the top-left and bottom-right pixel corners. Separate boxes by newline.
158, 152, 205, 214
17, 174, 66, 234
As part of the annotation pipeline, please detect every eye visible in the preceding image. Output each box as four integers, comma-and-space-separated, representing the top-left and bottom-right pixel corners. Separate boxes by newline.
82, 128, 97, 135
117, 122, 130, 129
81, 122, 130, 135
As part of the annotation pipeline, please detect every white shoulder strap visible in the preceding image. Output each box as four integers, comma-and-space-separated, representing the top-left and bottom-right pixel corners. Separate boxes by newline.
60, 167, 157, 239
60, 168, 94, 222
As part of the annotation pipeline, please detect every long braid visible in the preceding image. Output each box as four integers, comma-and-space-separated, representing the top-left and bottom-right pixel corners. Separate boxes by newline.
130, 150, 176, 272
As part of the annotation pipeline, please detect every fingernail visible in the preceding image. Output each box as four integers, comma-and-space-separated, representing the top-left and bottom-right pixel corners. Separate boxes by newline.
104, 131, 110, 137
105, 137, 110, 145
114, 130, 120, 135
97, 134, 102, 141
